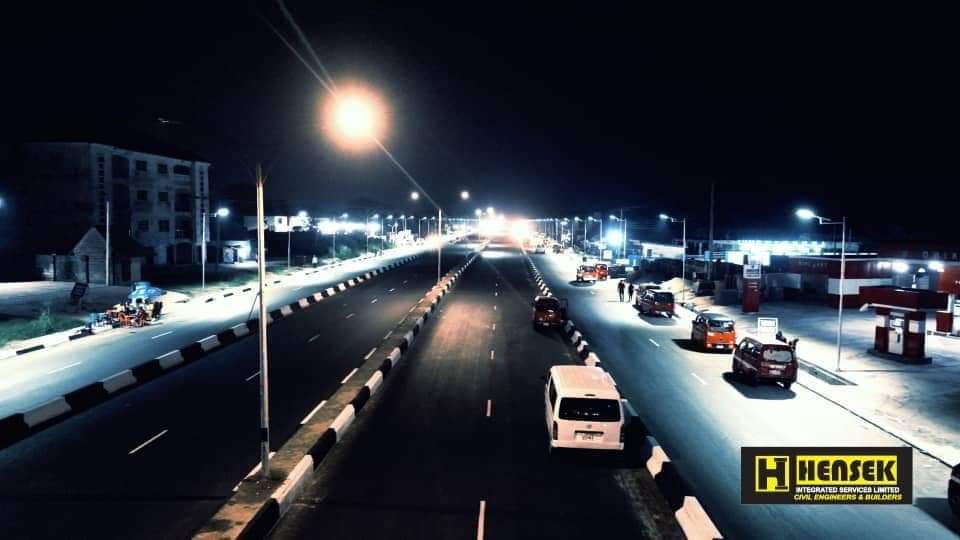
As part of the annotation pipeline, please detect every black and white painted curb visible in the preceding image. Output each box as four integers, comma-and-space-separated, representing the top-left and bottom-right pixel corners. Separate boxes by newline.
196, 247, 485, 540
523, 250, 723, 540
0, 255, 422, 450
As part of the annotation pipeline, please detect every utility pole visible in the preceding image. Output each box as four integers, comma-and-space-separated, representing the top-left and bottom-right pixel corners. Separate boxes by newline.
437, 208, 442, 284
255, 163, 271, 479
201, 210, 207, 288
105, 200, 110, 286
707, 179, 715, 280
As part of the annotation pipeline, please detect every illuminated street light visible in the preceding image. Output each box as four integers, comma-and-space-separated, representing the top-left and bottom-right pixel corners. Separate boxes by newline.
475, 208, 482, 217
297, 210, 308, 218
323, 86, 386, 152
487, 206, 494, 215
216, 207, 230, 218
460, 190, 470, 200
796, 207, 848, 371
410, 191, 420, 201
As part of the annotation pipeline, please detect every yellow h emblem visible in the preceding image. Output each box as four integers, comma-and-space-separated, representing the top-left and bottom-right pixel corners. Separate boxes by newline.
756, 456, 790, 492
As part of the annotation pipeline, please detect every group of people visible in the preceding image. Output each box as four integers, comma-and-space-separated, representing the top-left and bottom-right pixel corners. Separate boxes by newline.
105, 298, 163, 328
617, 279, 636, 303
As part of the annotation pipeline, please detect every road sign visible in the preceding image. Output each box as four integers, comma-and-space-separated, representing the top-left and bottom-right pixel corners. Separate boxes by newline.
758, 317, 779, 335
744, 263, 762, 279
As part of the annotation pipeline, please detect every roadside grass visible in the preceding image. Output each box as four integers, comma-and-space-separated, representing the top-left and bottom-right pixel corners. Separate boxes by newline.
0, 306, 87, 348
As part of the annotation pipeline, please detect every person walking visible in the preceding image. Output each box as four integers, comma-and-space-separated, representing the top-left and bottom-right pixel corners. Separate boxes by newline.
311, 254, 319, 268
617, 279, 625, 302
627, 282, 635, 303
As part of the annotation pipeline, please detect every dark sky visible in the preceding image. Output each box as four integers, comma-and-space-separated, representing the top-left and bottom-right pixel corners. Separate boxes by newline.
3, 3, 957, 243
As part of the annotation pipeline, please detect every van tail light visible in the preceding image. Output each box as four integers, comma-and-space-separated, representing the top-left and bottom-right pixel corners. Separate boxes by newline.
620, 427, 625, 443
552, 421, 558, 440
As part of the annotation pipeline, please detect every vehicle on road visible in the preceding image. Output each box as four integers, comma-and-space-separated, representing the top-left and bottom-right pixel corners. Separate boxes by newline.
950, 463, 960, 516
532, 296, 568, 329
552, 244, 562, 254
576, 264, 598, 283
607, 264, 628, 278
637, 289, 675, 317
533, 244, 546, 254
692, 312, 736, 351
595, 263, 609, 281
731, 336, 798, 389
545, 365, 624, 452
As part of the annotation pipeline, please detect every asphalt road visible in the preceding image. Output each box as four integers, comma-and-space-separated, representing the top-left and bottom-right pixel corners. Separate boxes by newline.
270, 242, 681, 540
0, 245, 473, 539
532, 251, 960, 539
0, 246, 425, 418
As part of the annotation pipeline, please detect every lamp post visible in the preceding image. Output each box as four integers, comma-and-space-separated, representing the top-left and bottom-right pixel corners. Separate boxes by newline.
659, 213, 687, 302
797, 208, 848, 371
216, 207, 229, 274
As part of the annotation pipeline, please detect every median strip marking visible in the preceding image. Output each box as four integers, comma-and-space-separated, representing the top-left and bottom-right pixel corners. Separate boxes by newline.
364, 347, 376, 360
245, 371, 260, 382
649, 338, 660, 348
300, 401, 327, 425
691, 372, 707, 385
477, 500, 486, 540
346, 313, 355, 319
341, 368, 359, 384
151, 330, 173, 339
46, 361, 82, 375
128, 429, 168, 455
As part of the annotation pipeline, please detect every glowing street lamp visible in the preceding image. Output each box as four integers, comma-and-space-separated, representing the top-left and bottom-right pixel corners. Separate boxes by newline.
460, 190, 470, 200
796, 208, 848, 371
410, 191, 420, 201
487, 206, 494, 215
323, 86, 387, 152
475, 208, 482, 217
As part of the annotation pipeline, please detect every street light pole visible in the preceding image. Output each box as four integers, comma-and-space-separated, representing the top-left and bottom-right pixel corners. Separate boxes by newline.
201, 210, 207, 289
255, 163, 270, 479
659, 213, 687, 302
105, 200, 110, 286
437, 208, 442, 284
796, 209, 848, 371
287, 215, 292, 269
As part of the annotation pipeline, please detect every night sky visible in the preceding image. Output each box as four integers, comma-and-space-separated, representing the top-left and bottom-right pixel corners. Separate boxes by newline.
3, 3, 957, 244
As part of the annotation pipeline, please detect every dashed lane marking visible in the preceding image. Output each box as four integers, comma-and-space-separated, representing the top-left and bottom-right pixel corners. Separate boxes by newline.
300, 401, 327, 425
128, 429, 168, 455
691, 372, 707, 385
649, 338, 660, 348
308, 334, 321, 343
151, 330, 173, 339
364, 347, 376, 360
346, 313, 355, 319
246, 371, 260, 382
341, 368, 359, 384
46, 361, 82, 375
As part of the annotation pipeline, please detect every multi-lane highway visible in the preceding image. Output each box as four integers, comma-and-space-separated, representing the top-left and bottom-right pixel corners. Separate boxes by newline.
0, 246, 471, 539
270, 242, 682, 539
0, 247, 424, 418
530, 251, 959, 538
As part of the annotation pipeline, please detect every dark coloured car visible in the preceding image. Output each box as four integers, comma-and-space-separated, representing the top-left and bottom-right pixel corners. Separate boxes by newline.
638, 289, 674, 317
533, 296, 568, 329
731, 337, 798, 389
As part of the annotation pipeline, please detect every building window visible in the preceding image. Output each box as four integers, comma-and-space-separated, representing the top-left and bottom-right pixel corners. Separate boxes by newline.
135, 160, 147, 172
173, 164, 190, 175
158, 191, 169, 203
137, 220, 149, 232
174, 192, 191, 212
158, 220, 170, 233
136, 189, 148, 202
158, 163, 168, 175
112, 155, 129, 178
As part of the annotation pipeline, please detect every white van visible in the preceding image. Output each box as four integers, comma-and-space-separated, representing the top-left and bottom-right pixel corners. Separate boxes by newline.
544, 365, 624, 452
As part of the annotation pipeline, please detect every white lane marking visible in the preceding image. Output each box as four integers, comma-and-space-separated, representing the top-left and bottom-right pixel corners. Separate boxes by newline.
364, 347, 376, 360
46, 361, 82, 375
388, 288, 396, 292
403, 280, 408, 284
151, 330, 173, 340
691, 372, 707, 385
494, 291, 498, 296
371, 298, 378, 304
245, 371, 260, 382
346, 313, 355, 319
491, 323, 496, 331
301, 401, 327, 425
477, 500, 486, 540
648, 338, 660, 348
493, 305, 497, 311
384, 331, 392, 340
308, 333, 322, 343
490, 350, 495, 360
341, 368, 359, 384
486, 400, 492, 417
128, 429, 168, 455
408, 306, 416, 313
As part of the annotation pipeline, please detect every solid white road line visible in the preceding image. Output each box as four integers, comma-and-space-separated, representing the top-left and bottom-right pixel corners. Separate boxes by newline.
486, 400, 492, 417
300, 401, 327, 425
245, 371, 260, 382
364, 347, 376, 360
477, 500, 486, 540
341, 368, 359, 384
691, 372, 707, 385
346, 313, 355, 319
649, 338, 660, 348
46, 361, 82, 375
151, 330, 173, 340
371, 298, 378, 304
308, 334, 321, 343
128, 429, 168, 455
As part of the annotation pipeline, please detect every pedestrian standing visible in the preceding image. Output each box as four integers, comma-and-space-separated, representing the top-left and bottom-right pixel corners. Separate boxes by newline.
618, 280, 625, 302
628, 282, 635, 303
312, 254, 319, 268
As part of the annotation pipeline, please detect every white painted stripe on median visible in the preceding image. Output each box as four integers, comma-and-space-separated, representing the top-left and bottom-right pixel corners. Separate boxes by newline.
151, 330, 173, 339
280, 305, 294, 316
330, 405, 356, 436
298, 298, 310, 309
326, 287, 337, 296
301, 401, 327, 425
46, 361, 82, 375
365, 370, 384, 394
23, 397, 72, 427
157, 349, 185, 369
232, 323, 251, 337
341, 368, 359, 384
101, 370, 137, 393
199, 335, 220, 352
128, 429, 168, 455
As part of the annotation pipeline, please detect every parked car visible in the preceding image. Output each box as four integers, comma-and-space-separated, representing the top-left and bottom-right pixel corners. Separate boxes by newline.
731, 336, 798, 389
545, 365, 625, 453
637, 289, 675, 317
532, 296, 568, 329
552, 244, 563, 254
576, 265, 598, 282
950, 462, 959, 516
691, 312, 737, 351
595, 263, 609, 281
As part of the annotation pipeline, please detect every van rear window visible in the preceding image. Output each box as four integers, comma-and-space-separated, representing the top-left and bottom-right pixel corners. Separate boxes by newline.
654, 292, 674, 303
558, 398, 620, 422
708, 319, 734, 331
762, 347, 794, 363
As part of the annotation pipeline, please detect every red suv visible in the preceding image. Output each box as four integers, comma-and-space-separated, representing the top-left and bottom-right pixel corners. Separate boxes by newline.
638, 289, 675, 317
731, 337, 798, 389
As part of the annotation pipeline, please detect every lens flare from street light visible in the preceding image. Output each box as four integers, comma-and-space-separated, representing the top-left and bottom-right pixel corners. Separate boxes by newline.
796, 208, 816, 220
322, 85, 387, 152
607, 230, 623, 245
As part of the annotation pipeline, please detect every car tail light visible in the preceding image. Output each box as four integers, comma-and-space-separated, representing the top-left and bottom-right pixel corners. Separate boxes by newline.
552, 421, 558, 440
620, 427, 625, 443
